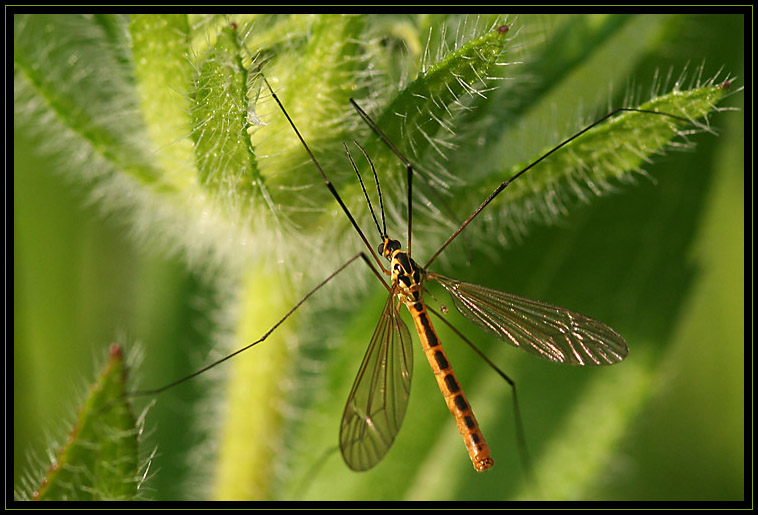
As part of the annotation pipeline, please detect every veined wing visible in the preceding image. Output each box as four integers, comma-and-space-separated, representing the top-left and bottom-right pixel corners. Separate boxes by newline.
428, 273, 628, 366
339, 291, 413, 471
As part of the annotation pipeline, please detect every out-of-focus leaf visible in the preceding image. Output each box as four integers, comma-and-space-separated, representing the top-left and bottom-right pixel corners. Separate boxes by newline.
33, 345, 139, 501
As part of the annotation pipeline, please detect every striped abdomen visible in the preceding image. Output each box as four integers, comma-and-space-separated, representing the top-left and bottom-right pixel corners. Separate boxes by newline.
407, 300, 494, 472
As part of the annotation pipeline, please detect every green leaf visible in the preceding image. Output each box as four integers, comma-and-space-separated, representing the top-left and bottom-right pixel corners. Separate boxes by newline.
32, 345, 139, 501
129, 14, 195, 190
191, 23, 258, 207
371, 21, 511, 160
14, 14, 164, 187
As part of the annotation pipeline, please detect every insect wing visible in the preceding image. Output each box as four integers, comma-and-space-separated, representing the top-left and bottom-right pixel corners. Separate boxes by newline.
429, 273, 628, 366
339, 292, 413, 471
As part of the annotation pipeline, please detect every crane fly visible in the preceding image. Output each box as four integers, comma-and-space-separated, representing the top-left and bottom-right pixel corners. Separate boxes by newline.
131, 25, 697, 473
257, 65, 635, 472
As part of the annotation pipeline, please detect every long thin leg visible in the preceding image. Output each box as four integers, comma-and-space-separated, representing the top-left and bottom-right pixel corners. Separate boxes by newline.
262, 76, 387, 272
424, 108, 691, 269
128, 252, 387, 397
427, 304, 532, 478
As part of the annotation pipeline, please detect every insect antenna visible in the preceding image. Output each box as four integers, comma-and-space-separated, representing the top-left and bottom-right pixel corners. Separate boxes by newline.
350, 98, 414, 254
344, 140, 386, 239
349, 98, 477, 265
359, 140, 388, 239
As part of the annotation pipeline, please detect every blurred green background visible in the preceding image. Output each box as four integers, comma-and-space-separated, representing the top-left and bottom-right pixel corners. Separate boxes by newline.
14, 13, 744, 501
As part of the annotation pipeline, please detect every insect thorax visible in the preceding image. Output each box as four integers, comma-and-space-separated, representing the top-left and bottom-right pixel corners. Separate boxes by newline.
389, 249, 425, 306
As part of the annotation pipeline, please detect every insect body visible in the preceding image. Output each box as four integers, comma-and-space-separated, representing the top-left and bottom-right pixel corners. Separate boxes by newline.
339, 237, 495, 471
385, 240, 496, 472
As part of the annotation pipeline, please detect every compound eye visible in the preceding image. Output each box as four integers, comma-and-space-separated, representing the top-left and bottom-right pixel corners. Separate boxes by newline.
377, 242, 385, 255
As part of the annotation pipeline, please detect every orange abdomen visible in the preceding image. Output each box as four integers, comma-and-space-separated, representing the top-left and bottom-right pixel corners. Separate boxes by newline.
407, 301, 494, 471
